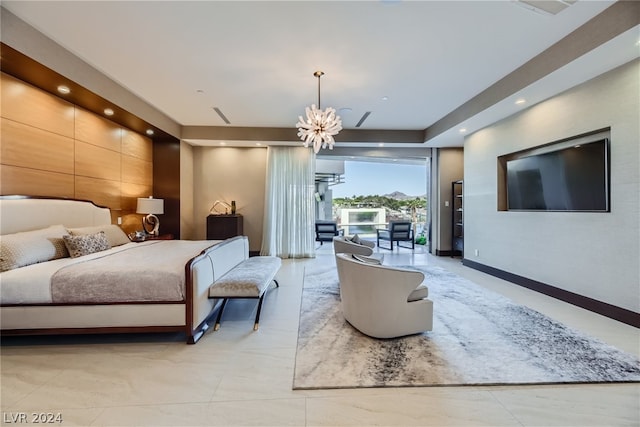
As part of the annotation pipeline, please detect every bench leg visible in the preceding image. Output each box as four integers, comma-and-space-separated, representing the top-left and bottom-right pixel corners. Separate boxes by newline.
214, 298, 229, 331
254, 294, 265, 331
253, 280, 278, 331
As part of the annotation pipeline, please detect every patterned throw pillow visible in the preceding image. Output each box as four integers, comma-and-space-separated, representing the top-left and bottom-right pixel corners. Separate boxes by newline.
68, 224, 130, 247
63, 231, 111, 258
0, 225, 70, 272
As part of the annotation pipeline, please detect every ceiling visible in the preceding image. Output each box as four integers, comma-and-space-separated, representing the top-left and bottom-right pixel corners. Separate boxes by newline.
2, 1, 638, 148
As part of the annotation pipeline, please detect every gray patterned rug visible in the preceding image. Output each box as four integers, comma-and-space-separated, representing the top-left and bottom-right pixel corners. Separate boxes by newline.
293, 263, 640, 389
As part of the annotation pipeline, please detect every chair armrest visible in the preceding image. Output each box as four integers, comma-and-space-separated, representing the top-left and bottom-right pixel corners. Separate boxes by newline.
361, 240, 375, 249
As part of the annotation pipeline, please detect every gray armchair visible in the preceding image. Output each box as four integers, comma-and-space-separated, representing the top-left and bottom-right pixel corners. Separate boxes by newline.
376, 221, 414, 250
333, 235, 385, 264
335, 253, 433, 338
332, 235, 375, 256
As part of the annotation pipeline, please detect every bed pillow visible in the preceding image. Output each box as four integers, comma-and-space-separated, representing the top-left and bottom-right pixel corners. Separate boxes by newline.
0, 224, 70, 272
68, 224, 130, 247
63, 231, 111, 258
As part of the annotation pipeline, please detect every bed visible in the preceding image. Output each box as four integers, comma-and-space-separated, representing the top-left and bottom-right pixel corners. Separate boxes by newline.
0, 196, 248, 344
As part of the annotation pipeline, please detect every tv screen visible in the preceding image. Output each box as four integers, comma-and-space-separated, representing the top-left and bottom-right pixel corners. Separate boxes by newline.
506, 138, 609, 212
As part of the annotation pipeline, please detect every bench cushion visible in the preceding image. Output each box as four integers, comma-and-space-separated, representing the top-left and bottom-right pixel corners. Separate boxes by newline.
209, 256, 281, 298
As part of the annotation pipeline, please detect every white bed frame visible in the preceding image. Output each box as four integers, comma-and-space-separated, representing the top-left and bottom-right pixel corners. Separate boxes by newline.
0, 196, 245, 344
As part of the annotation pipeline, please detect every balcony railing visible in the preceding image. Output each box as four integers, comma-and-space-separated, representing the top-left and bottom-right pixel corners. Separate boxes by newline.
338, 221, 425, 238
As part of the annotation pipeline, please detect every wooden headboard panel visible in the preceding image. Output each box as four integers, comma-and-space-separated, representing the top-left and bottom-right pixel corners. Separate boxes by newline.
1, 72, 153, 235
0, 196, 111, 235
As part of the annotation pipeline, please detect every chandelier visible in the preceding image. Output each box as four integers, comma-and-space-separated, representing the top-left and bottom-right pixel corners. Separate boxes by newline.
296, 71, 342, 153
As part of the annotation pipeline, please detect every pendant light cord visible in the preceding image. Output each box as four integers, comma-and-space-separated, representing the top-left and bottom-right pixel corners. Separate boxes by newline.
314, 70, 324, 109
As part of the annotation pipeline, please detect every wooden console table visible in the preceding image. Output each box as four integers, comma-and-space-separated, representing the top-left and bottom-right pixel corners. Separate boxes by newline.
207, 214, 243, 240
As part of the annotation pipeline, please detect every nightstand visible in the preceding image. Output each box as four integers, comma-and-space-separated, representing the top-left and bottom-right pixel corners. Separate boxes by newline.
206, 214, 243, 240
130, 233, 174, 242
146, 233, 174, 240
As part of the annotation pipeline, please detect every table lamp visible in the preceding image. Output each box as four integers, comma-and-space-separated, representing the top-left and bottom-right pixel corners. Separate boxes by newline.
137, 197, 164, 236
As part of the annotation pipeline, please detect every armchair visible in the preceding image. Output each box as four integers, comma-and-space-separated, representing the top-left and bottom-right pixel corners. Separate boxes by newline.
335, 253, 433, 338
315, 221, 343, 245
332, 235, 375, 256
376, 221, 414, 250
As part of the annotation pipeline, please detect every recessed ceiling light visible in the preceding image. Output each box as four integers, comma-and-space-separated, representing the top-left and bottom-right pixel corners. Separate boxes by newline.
382, 96, 389, 101
145, 129, 154, 136
256, 142, 262, 146
459, 128, 467, 133
338, 108, 352, 114
104, 108, 114, 116
378, 143, 385, 147
515, 98, 526, 105
220, 141, 226, 146
57, 85, 70, 94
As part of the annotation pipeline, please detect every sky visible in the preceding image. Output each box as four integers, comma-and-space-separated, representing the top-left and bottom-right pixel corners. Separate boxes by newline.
331, 161, 427, 198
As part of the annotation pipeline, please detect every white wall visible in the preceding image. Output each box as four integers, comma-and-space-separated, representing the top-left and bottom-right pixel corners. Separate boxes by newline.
464, 59, 639, 313
192, 147, 267, 252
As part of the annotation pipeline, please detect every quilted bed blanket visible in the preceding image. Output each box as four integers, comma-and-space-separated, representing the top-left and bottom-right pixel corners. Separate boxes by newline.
49, 240, 215, 304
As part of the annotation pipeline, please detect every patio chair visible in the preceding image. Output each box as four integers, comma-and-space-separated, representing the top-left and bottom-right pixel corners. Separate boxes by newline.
376, 221, 414, 250
315, 221, 343, 245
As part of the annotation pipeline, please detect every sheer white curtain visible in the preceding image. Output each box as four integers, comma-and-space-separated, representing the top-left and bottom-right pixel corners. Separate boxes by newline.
260, 146, 316, 258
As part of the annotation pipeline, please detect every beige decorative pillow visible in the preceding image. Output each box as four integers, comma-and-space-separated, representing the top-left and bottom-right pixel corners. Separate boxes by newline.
68, 224, 130, 247
0, 225, 70, 272
63, 231, 111, 258
350, 234, 363, 245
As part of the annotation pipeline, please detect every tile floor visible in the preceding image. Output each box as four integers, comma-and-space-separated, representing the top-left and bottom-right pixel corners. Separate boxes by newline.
1, 243, 638, 426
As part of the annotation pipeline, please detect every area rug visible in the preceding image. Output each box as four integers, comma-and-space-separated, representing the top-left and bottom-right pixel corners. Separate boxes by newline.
292, 263, 640, 389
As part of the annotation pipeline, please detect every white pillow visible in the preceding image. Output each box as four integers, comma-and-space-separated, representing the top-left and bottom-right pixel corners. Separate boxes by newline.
0, 225, 70, 272
68, 224, 130, 247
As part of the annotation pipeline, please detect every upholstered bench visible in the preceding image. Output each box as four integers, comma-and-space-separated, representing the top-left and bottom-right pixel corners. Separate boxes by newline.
208, 256, 281, 331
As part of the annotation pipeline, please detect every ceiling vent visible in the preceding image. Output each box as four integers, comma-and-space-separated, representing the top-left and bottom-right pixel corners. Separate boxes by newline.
212, 107, 231, 124
514, 0, 577, 16
355, 111, 371, 128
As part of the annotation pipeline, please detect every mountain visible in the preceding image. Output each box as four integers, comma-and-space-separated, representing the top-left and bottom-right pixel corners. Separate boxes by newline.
335, 192, 428, 200
383, 191, 426, 200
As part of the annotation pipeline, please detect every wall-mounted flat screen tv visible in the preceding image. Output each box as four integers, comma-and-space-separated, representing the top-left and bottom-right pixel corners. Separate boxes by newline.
506, 138, 609, 212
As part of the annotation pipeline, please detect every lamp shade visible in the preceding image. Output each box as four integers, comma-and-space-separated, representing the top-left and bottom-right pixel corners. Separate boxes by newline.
136, 197, 164, 215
